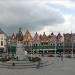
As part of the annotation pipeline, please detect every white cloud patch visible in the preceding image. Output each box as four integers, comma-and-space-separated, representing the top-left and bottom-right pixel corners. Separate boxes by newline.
38, 14, 75, 35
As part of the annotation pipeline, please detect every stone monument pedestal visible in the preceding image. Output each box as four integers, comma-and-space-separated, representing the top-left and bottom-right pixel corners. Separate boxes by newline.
16, 41, 25, 60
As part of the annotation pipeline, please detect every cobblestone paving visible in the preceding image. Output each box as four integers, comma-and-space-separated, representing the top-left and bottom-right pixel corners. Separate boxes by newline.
0, 57, 75, 75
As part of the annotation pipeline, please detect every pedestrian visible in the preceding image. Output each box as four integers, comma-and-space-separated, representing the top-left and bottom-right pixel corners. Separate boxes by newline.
60, 52, 63, 61
36, 61, 40, 69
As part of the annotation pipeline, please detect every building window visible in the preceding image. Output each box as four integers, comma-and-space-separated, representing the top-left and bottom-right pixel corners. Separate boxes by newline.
53, 44, 54, 46
34, 44, 35, 46
1, 36, 3, 40
51, 44, 52, 46
36, 44, 37, 46
1, 41, 3, 46
41, 43, 43, 45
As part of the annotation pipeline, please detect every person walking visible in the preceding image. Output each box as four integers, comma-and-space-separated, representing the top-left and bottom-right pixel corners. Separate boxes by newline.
36, 61, 41, 69
60, 52, 63, 61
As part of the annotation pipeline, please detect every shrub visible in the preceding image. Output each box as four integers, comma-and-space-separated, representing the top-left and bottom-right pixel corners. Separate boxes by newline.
65, 55, 72, 58
28, 57, 32, 61
0, 58, 9, 62
48, 54, 54, 57
28, 57, 41, 62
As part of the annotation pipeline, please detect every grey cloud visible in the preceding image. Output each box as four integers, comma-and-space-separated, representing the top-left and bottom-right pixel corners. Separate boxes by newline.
0, 0, 64, 34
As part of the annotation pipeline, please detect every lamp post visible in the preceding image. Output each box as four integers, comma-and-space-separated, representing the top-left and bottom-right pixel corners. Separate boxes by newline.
71, 32, 73, 58
30, 40, 33, 60
62, 35, 64, 58
63, 39, 64, 58
55, 38, 57, 57
27, 39, 32, 60
72, 41, 73, 58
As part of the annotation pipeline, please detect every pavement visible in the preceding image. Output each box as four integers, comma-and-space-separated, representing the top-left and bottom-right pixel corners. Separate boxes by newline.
0, 57, 75, 75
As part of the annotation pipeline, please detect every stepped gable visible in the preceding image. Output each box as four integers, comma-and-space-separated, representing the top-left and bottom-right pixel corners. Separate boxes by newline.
39, 32, 49, 42
51, 32, 54, 35
56, 33, 63, 45
51, 32, 56, 37
11, 33, 17, 43
23, 30, 33, 42
50, 32, 56, 43
57, 33, 62, 38
11, 33, 15, 39
33, 32, 40, 42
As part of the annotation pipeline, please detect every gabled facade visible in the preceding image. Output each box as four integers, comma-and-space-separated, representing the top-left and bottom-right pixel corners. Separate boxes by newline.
71, 34, 75, 46
33, 32, 40, 46
64, 33, 72, 46
56, 33, 63, 46
47, 35, 51, 45
39, 32, 49, 46
11, 33, 17, 43
3, 28, 75, 54
23, 30, 33, 45
23, 30, 33, 51
50, 32, 56, 46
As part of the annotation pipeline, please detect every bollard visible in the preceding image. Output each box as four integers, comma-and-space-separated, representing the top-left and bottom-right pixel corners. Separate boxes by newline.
36, 61, 40, 69
12, 62, 15, 66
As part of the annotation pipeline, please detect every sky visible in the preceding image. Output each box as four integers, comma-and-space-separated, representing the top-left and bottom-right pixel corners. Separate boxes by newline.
0, 0, 75, 35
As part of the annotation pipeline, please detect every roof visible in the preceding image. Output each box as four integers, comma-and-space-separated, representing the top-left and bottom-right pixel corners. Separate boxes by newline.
0, 28, 4, 34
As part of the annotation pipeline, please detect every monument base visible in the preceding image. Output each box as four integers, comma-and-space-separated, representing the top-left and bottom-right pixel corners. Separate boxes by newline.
16, 41, 28, 61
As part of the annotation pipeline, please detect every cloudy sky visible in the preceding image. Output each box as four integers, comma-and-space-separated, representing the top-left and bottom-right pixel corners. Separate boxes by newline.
0, 0, 75, 35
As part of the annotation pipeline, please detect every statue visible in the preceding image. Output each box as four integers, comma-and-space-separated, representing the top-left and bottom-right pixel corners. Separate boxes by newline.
17, 28, 23, 41
16, 28, 28, 60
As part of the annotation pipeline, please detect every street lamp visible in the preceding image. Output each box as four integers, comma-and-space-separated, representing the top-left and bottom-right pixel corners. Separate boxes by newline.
71, 32, 73, 58
31, 42, 33, 60
55, 38, 57, 57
